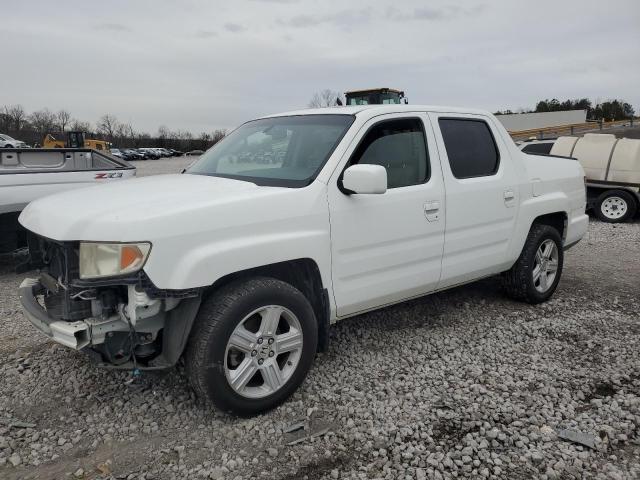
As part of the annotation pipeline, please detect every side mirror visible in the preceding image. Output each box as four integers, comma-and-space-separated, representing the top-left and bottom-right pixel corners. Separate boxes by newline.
342, 164, 387, 194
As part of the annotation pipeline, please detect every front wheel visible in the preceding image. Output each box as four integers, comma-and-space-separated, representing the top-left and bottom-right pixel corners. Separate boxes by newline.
185, 277, 318, 416
594, 190, 636, 223
503, 224, 564, 304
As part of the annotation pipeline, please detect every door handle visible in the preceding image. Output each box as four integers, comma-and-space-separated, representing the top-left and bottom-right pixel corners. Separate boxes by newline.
424, 201, 440, 222
503, 189, 516, 207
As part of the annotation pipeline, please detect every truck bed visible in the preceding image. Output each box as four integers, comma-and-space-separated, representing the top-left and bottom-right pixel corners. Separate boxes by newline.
0, 148, 136, 252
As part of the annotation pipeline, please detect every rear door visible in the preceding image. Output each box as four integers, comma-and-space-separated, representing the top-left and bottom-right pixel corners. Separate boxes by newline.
328, 113, 445, 317
428, 113, 519, 288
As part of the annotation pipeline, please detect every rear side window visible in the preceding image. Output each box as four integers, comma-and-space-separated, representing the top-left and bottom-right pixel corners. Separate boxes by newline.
439, 118, 499, 178
349, 118, 429, 189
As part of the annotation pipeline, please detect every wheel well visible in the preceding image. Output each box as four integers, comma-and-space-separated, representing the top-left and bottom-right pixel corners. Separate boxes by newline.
207, 259, 330, 352
532, 212, 567, 241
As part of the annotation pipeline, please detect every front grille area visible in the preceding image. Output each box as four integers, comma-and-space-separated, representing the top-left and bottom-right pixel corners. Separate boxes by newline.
26, 231, 201, 322
27, 233, 94, 321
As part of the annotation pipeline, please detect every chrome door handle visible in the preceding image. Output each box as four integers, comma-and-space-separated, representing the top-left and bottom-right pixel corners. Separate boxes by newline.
424, 201, 440, 222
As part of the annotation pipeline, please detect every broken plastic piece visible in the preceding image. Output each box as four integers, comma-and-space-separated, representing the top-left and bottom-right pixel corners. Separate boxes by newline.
556, 428, 596, 449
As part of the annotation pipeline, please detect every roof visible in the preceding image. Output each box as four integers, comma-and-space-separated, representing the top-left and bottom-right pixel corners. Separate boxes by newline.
345, 87, 404, 95
260, 104, 493, 120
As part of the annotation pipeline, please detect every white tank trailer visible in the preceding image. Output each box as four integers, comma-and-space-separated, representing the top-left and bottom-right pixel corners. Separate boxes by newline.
551, 134, 640, 223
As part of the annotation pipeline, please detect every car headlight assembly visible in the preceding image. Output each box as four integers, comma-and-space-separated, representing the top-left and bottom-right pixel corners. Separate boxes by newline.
79, 242, 151, 279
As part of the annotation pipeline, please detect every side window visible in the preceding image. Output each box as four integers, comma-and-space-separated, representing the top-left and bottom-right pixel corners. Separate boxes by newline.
438, 118, 499, 179
349, 118, 429, 188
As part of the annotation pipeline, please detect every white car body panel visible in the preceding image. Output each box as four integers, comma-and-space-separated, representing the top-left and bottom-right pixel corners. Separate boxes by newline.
19, 105, 588, 324
1, 169, 137, 215
1, 149, 136, 216
428, 112, 521, 289
327, 112, 445, 317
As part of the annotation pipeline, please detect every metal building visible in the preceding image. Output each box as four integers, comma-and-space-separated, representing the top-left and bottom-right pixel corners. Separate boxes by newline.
496, 110, 587, 132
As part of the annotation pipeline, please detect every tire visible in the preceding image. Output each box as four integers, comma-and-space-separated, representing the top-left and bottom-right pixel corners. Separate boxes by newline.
184, 277, 318, 416
503, 224, 564, 304
594, 190, 637, 223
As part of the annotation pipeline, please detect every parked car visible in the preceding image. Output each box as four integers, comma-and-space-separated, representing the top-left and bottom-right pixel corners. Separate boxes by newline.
109, 148, 124, 158
17, 105, 587, 416
186, 149, 204, 156
138, 148, 159, 160
1, 133, 28, 148
123, 149, 145, 160
170, 149, 184, 157
135, 149, 150, 159
148, 148, 169, 158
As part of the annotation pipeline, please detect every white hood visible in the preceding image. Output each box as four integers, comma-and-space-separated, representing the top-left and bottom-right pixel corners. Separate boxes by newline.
19, 174, 287, 241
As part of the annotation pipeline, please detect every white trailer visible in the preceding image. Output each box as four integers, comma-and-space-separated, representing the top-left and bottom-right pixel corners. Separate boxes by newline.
550, 134, 640, 223
1, 148, 136, 253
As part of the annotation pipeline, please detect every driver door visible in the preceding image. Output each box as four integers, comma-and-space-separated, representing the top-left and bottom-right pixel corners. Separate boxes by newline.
328, 114, 445, 317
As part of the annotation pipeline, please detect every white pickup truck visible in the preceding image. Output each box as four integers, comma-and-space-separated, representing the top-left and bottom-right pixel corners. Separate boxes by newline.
1, 148, 135, 253
18, 105, 588, 415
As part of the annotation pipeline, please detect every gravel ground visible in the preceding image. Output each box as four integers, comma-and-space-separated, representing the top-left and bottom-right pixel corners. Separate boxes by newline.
128, 157, 195, 177
0, 159, 638, 479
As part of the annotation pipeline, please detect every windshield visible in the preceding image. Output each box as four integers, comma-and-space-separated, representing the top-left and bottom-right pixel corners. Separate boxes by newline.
186, 114, 354, 187
347, 93, 402, 105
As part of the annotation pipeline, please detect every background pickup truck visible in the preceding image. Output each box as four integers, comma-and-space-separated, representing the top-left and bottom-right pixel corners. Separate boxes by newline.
0, 148, 135, 253
17, 105, 588, 416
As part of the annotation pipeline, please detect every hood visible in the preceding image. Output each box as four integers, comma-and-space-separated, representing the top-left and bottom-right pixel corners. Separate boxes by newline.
19, 173, 293, 241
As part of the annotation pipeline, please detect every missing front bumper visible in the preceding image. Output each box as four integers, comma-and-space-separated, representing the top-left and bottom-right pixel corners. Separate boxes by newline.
19, 278, 90, 349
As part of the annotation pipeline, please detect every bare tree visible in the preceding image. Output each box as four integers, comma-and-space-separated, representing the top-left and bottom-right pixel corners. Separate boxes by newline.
29, 109, 57, 134
56, 109, 71, 132
4, 104, 27, 131
211, 129, 226, 144
97, 114, 119, 140
71, 119, 92, 133
157, 125, 170, 146
0, 107, 10, 132
308, 89, 342, 108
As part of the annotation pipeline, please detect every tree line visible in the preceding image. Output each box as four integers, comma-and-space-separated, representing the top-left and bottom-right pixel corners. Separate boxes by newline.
494, 98, 635, 121
0, 105, 226, 151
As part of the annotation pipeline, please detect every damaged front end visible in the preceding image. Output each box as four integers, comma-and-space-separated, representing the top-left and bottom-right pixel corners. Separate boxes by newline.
18, 234, 201, 369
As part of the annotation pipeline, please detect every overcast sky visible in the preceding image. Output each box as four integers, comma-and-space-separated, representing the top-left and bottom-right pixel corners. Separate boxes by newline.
1, 0, 639, 134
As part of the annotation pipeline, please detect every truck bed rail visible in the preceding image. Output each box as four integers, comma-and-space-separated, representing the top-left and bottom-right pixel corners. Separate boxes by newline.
0, 148, 134, 175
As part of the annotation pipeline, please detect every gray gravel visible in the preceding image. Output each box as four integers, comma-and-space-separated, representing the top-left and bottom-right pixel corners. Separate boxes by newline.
1, 160, 638, 479
129, 156, 195, 176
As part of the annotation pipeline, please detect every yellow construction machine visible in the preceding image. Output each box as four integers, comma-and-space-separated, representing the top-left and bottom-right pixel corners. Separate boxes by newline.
43, 132, 111, 151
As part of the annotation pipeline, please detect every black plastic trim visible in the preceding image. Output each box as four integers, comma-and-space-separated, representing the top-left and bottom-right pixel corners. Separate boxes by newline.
587, 179, 640, 189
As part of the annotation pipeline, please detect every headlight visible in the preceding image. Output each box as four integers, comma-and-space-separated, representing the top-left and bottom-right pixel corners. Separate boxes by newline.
79, 242, 151, 279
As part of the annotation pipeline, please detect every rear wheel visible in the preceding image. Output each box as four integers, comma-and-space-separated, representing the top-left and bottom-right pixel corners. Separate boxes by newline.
594, 190, 636, 223
185, 277, 317, 416
503, 224, 564, 304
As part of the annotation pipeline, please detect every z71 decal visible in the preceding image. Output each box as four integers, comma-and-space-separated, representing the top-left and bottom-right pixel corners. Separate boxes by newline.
95, 172, 124, 179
